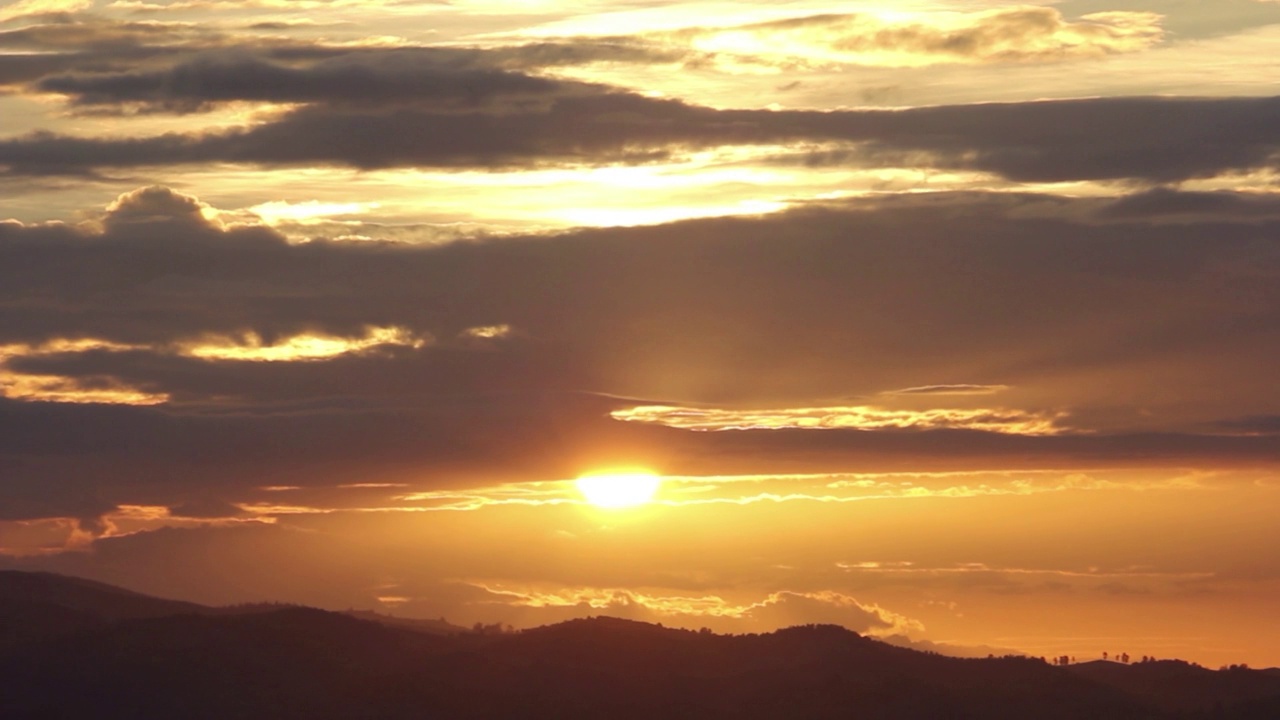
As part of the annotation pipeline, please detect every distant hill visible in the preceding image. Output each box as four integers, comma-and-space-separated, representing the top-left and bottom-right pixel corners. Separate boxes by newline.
0, 570, 208, 620
344, 609, 470, 635
0, 570, 465, 640
2, 572, 1279, 719
0, 570, 210, 648
1067, 659, 1280, 714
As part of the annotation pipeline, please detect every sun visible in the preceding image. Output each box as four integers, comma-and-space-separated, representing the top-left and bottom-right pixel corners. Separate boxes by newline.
575, 471, 662, 509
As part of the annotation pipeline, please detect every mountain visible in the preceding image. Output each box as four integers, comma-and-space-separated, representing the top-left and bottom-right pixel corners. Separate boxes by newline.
0, 570, 211, 648
1067, 660, 1280, 714
0, 570, 208, 620
2, 572, 1279, 719
0, 570, 464, 641
344, 608, 470, 635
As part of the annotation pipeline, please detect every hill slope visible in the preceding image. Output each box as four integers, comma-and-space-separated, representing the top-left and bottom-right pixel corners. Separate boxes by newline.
2, 572, 1279, 719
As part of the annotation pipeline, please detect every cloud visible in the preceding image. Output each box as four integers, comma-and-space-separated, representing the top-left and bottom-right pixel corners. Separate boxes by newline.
183, 326, 428, 362
0, 0, 92, 24
1, 187, 1279, 526
167, 498, 249, 518
745, 590, 924, 636
640, 8, 1164, 71
1, 21, 1275, 183
2, 185, 1277, 417
1212, 415, 1280, 436
1099, 187, 1280, 222
103, 184, 220, 230
7, 87, 1280, 182
105, 0, 447, 10
0, 17, 229, 83
889, 385, 1011, 396
36, 49, 572, 114
610, 404, 1066, 435
472, 583, 920, 636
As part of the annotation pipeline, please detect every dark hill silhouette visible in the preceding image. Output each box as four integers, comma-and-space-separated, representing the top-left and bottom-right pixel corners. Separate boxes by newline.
1067, 659, 1280, 714
345, 608, 469, 635
0, 570, 207, 620
0, 570, 210, 648
2, 572, 1279, 719
0, 570, 465, 642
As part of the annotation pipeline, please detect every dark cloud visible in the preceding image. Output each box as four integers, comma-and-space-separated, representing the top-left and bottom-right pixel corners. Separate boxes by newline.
0, 456, 119, 522
1099, 187, 1280, 220
2, 188, 1276, 403
0, 18, 200, 47
5, 88, 1280, 181
1212, 415, 1280, 436
2, 16, 1276, 182
660, 427, 1280, 478
0, 19, 674, 93
167, 498, 250, 518
1, 188, 1278, 524
37, 50, 573, 113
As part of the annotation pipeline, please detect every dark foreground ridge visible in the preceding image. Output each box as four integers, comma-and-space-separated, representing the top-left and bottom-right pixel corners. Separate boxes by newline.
1, 571, 1277, 719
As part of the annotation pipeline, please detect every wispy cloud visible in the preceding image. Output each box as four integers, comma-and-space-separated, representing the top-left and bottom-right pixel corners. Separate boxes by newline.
888, 384, 1010, 396
583, 8, 1165, 72
0, 0, 92, 23
610, 403, 1066, 435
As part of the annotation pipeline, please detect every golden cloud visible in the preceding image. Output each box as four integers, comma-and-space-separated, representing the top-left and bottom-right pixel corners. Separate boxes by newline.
182, 326, 428, 362
610, 404, 1067, 435
0, 327, 428, 404
470, 583, 923, 636
0, 0, 92, 23
627, 8, 1164, 72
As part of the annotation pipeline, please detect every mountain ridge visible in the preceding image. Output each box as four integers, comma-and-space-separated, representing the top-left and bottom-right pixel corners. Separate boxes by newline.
1, 571, 1277, 719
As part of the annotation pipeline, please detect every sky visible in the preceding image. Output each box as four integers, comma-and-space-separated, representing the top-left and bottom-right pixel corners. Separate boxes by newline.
1, 0, 1279, 668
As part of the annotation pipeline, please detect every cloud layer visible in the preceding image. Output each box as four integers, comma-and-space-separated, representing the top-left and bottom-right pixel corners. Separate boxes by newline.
4, 0, 1280, 670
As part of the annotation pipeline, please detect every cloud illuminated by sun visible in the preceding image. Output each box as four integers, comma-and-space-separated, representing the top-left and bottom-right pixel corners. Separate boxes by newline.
575, 471, 662, 509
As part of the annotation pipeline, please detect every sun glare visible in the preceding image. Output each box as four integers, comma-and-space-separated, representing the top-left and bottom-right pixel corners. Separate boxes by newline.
575, 472, 662, 509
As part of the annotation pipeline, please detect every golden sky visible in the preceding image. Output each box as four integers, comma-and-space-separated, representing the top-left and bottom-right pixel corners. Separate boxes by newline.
2, 0, 1279, 669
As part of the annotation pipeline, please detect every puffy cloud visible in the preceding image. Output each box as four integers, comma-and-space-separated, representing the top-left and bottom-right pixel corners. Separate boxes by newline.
471, 584, 921, 636
746, 590, 924, 636
103, 185, 220, 231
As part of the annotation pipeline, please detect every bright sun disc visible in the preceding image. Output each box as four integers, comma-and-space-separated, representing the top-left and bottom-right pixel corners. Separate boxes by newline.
575, 472, 662, 509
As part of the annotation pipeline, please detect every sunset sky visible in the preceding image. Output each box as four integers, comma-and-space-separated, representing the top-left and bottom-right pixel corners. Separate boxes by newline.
2, 0, 1279, 669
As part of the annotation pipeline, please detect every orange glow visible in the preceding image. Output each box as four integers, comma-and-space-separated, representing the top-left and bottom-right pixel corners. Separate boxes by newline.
575, 471, 662, 509
610, 404, 1066, 435
182, 325, 427, 362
